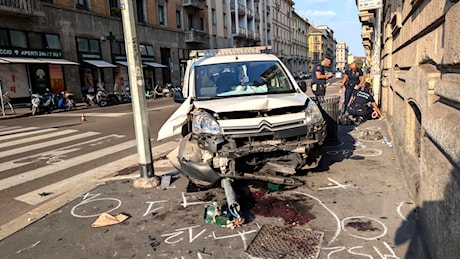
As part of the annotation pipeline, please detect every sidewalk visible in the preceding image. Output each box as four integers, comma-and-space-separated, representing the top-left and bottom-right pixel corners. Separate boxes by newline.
0, 103, 87, 120
0, 83, 418, 258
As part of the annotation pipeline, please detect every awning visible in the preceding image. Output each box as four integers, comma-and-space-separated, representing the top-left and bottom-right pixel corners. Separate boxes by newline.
0, 57, 49, 63
0, 59, 10, 63
38, 58, 79, 65
143, 62, 167, 68
116, 61, 129, 67
83, 59, 117, 68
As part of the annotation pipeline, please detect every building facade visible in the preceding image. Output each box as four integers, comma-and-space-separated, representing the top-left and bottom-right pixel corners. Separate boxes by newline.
0, 0, 208, 101
289, 12, 310, 74
335, 41, 348, 72
358, 1, 460, 257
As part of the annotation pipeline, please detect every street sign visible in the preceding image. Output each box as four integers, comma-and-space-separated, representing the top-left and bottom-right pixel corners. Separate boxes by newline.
357, 0, 382, 11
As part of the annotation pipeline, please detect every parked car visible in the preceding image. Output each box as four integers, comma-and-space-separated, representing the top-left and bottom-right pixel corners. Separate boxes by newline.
158, 46, 326, 188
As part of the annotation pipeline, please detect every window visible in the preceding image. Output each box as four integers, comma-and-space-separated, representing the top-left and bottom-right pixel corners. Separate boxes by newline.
140, 44, 148, 56
10, 30, 27, 48
212, 9, 217, 25
176, 10, 182, 29
45, 34, 62, 50
0, 29, 8, 47
28, 32, 44, 49
146, 45, 154, 56
77, 37, 100, 53
76, 0, 89, 9
112, 41, 121, 55
188, 14, 194, 30
158, 5, 165, 26
136, 0, 145, 23
109, 0, 121, 16
199, 18, 204, 31
223, 13, 227, 28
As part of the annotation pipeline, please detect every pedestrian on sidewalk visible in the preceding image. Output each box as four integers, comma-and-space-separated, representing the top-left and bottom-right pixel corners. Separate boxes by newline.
310, 58, 334, 97
339, 62, 365, 108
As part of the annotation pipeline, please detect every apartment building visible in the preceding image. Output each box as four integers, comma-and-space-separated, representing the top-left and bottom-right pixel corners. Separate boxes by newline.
313, 25, 336, 70
335, 41, 348, 71
270, 0, 293, 64
290, 12, 310, 74
0, 0, 209, 101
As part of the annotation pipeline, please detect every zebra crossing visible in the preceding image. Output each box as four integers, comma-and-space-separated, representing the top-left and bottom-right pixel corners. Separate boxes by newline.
0, 125, 178, 234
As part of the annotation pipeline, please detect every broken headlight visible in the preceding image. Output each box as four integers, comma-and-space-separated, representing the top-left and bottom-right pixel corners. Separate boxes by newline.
192, 110, 221, 135
305, 100, 324, 124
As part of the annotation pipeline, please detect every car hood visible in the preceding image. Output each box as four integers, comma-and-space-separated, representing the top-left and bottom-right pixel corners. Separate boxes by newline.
193, 93, 308, 113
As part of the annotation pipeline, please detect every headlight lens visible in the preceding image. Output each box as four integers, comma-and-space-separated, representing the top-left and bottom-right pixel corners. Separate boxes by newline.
305, 99, 324, 124
192, 110, 221, 135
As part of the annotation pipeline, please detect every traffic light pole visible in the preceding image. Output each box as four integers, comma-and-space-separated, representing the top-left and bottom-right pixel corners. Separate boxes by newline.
119, 0, 155, 181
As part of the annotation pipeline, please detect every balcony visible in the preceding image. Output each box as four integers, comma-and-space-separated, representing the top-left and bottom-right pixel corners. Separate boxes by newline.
185, 29, 207, 44
183, 0, 205, 10
247, 30, 254, 39
0, 0, 44, 17
231, 27, 247, 38
247, 8, 253, 19
255, 12, 260, 22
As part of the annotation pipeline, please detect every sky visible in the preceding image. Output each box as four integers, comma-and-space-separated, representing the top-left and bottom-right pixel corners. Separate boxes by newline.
293, 0, 365, 57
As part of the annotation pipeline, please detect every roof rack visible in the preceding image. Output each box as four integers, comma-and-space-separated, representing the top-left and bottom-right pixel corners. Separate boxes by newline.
189, 46, 272, 59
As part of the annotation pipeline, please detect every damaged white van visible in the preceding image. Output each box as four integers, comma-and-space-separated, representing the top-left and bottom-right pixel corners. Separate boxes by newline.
158, 47, 326, 188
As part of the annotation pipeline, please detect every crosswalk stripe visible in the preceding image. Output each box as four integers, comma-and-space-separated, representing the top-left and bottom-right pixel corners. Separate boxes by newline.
15, 140, 178, 205
0, 131, 100, 158
0, 126, 36, 135
0, 140, 137, 191
0, 129, 78, 149
0, 134, 125, 172
0, 128, 58, 142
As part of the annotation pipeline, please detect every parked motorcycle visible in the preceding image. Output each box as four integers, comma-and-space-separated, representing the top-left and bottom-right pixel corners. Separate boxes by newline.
31, 89, 54, 116
148, 83, 172, 100
55, 91, 75, 111
84, 84, 108, 107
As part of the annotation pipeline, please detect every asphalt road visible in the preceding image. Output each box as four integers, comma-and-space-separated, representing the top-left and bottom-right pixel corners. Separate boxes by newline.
0, 85, 418, 258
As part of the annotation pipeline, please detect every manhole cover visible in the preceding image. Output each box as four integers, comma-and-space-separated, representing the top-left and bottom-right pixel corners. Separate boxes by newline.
358, 130, 384, 142
246, 224, 323, 259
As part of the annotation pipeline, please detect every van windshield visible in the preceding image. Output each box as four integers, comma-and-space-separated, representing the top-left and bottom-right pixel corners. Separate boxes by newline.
194, 61, 296, 99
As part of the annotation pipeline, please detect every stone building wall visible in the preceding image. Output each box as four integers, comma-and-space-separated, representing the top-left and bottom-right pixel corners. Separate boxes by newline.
380, 0, 460, 258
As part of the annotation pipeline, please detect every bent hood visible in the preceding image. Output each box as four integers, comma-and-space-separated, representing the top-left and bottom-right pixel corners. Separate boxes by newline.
194, 93, 308, 113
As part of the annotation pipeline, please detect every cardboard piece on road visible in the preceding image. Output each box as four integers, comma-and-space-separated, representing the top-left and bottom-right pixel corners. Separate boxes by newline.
91, 213, 130, 228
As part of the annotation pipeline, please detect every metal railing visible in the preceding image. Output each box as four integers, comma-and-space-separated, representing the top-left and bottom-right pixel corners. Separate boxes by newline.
0, 0, 44, 16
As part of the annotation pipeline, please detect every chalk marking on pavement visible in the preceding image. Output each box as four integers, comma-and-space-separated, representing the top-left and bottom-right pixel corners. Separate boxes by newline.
0, 128, 57, 142
0, 140, 136, 191
321, 246, 346, 259
347, 246, 373, 259
353, 148, 382, 157
0, 131, 99, 158
0, 126, 37, 136
181, 192, 210, 208
294, 191, 341, 245
396, 201, 413, 222
341, 216, 388, 241
143, 200, 168, 217
70, 193, 122, 218
318, 178, 352, 190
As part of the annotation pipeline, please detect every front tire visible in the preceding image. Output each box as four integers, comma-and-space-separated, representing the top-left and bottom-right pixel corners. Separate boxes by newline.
98, 99, 108, 107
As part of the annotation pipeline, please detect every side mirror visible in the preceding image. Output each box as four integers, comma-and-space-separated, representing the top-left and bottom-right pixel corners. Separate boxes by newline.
298, 81, 307, 92
173, 89, 185, 103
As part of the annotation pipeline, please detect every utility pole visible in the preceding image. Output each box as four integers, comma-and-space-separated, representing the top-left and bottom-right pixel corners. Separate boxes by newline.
372, 6, 382, 106
119, 0, 156, 184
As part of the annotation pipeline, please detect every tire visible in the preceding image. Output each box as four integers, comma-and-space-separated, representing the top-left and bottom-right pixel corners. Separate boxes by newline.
98, 99, 108, 107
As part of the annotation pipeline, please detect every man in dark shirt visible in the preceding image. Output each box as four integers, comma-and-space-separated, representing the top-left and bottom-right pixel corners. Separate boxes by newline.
310, 58, 333, 96
346, 82, 385, 124
340, 62, 365, 108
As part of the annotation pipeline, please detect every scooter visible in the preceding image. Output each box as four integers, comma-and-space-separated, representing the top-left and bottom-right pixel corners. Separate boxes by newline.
84, 84, 108, 107
150, 83, 172, 99
31, 89, 54, 116
55, 91, 75, 111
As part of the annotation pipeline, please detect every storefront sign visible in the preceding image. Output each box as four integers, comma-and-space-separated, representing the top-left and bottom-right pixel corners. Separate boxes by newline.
357, 0, 382, 11
79, 53, 102, 60
0, 48, 62, 58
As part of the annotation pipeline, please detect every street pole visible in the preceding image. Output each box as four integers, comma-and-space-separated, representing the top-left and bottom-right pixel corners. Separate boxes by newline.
119, 0, 155, 180
0, 79, 5, 117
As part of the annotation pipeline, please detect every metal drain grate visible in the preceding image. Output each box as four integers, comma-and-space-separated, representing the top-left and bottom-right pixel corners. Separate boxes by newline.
246, 224, 324, 259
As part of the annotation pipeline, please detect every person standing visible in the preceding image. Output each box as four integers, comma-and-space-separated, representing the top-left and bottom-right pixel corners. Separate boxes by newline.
310, 58, 334, 96
339, 62, 365, 108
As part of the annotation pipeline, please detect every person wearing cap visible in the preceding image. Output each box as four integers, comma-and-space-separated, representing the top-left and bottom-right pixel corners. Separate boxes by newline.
346, 82, 385, 124
310, 58, 334, 96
